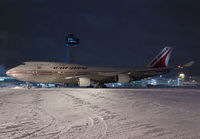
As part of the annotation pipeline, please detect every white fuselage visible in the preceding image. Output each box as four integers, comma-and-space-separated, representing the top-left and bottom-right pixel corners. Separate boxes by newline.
6, 62, 129, 84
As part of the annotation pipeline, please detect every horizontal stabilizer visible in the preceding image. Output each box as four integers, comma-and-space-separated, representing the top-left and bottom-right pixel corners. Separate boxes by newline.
182, 61, 195, 68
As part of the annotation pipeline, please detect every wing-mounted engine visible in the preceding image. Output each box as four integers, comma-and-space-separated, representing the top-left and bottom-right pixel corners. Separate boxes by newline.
78, 77, 91, 87
116, 74, 131, 83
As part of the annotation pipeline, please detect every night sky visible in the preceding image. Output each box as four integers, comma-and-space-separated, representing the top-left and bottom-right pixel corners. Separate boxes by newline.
0, 0, 200, 75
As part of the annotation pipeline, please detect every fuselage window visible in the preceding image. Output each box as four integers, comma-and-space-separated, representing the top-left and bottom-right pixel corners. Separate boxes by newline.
37, 66, 42, 69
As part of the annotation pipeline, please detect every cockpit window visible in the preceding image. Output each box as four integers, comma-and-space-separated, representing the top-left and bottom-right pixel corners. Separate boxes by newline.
21, 62, 26, 65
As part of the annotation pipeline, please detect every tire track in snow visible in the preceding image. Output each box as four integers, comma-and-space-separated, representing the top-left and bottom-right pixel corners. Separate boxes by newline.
60, 92, 108, 139
0, 90, 57, 139
11, 91, 55, 139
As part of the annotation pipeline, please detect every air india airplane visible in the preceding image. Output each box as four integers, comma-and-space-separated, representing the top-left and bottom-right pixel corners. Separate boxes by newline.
6, 47, 174, 88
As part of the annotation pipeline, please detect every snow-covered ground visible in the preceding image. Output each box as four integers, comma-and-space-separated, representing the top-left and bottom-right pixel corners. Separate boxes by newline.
0, 88, 200, 139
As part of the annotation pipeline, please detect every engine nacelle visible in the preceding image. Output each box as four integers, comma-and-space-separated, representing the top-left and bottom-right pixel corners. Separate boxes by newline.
117, 74, 130, 83
78, 77, 91, 87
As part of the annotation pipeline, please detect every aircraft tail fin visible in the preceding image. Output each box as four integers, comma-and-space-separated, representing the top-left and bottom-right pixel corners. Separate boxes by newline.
147, 47, 173, 68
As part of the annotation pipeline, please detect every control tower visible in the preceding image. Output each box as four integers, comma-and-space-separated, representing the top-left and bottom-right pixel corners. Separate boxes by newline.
65, 33, 80, 63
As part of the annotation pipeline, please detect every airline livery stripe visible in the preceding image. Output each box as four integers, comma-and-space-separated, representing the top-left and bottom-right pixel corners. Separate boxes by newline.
7, 70, 118, 75
150, 48, 169, 66
150, 48, 171, 67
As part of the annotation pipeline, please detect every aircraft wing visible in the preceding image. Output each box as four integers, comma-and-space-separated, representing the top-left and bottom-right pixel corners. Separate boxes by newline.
92, 67, 171, 77
64, 67, 172, 83
128, 67, 172, 80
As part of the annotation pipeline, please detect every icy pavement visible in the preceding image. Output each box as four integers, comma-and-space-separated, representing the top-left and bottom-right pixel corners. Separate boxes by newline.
0, 88, 200, 139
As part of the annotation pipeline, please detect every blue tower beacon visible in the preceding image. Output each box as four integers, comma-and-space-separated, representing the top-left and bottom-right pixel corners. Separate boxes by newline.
65, 33, 80, 63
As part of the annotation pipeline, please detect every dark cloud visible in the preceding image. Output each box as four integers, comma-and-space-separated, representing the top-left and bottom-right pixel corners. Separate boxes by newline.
0, 0, 200, 75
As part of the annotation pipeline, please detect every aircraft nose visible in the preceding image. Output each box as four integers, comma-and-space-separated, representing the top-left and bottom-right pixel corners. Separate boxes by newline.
6, 69, 11, 76
6, 69, 16, 77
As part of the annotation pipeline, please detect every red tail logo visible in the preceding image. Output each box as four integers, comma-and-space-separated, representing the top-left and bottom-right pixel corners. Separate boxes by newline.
147, 47, 173, 68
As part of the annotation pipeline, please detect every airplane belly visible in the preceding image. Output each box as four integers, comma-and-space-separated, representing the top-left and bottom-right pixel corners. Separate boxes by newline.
11, 72, 59, 83
12, 70, 78, 83
13, 74, 48, 83
35, 73, 78, 83
34, 73, 64, 83
13, 74, 33, 82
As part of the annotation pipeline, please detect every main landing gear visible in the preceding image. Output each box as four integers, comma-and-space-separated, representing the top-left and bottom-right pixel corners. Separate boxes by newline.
26, 82, 31, 89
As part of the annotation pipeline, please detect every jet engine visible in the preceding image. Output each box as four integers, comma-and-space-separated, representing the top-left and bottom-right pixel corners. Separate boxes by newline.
116, 74, 131, 83
78, 77, 91, 87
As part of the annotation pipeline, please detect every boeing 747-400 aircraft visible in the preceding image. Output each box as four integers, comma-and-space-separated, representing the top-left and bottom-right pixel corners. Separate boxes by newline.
7, 47, 173, 87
